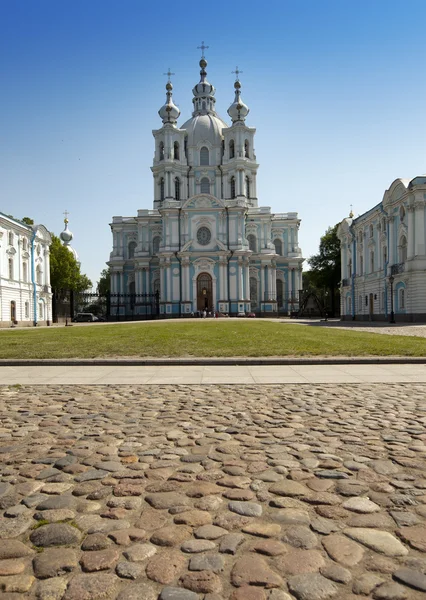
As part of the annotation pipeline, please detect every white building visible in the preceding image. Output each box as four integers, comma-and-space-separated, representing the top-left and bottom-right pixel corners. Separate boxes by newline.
337, 175, 426, 321
0, 213, 52, 326
108, 55, 303, 317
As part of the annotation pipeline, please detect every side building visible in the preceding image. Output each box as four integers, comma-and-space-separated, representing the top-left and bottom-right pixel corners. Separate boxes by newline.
337, 175, 426, 321
108, 55, 303, 317
0, 213, 52, 326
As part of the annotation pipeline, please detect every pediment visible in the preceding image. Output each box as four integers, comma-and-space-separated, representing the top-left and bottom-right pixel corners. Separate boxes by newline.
183, 194, 225, 210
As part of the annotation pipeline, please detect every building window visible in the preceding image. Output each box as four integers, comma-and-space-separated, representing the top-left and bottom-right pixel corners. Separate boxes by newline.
36, 265, 42, 285
159, 142, 164, 161
358, 231, 363, 244
128, 241, 137, 259
159, 178, 165, 201
382, 218, 386, 233
230, 177, 236, 199
10, 301, 16, 321
174, 141, 179, 160
152, 236, 160, 255
22, 238, 27, 251
25, 301, 29, 319
370, 250, 374, 273
399, 235, 407, 262
200, 177, 210, 194
400, 205, 405, 222
8, 258, 14, 279
22, 261, 28, 282
383, 246, 387, 268
347, 296, 352, 314
246, 176, 250, 198
153, 278, 160, 296
244, 139, 249, 158
197, 226, 211, 246
229, 140, 235, 159
8, 231, 14, 246
250, 276, 258, 309
400, 288, 405, 309
174, 177, 180, 200
358, 295, 362, 312
274, 239, 282, 256
39, 302, 43, 320
200, 146, 209, 166
247, 234, 257, 253
360, 255, 363, 275
369, 224, 373, 238
381, 291, 385, 311
348, 258, 352, 278
276, 279, 284, 307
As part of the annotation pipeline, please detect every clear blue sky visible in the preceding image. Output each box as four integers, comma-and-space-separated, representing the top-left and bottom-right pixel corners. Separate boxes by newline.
2, 0, 426, 288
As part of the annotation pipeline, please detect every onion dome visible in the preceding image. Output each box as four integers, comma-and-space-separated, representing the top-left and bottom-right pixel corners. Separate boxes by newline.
60, 216, 79, 262
158, 82, 180, 125
192, 59, 217, 116
227, 79, 249, 123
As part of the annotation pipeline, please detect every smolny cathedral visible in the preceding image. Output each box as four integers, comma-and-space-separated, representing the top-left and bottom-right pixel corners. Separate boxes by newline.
108, 49, 304, 317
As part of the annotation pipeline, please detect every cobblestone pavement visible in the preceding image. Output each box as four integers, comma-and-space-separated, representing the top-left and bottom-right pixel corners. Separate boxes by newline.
1, 384, 426, 600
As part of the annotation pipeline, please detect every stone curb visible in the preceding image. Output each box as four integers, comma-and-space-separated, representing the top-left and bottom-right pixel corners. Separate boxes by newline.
0, 356, 426, 367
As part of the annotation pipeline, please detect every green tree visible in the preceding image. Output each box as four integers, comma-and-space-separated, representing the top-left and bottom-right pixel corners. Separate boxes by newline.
50, 234, 92, 293
22, 217, 34, 225
307, 224, 341, 316
97, 268, 111, 295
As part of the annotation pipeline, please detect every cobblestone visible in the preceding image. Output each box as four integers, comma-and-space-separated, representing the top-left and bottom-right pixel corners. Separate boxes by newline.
0, 382, 426, 599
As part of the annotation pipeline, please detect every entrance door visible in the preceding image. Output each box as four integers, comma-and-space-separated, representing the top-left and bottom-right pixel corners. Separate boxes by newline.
197, 273, 213, 311
369, 293, 374, 320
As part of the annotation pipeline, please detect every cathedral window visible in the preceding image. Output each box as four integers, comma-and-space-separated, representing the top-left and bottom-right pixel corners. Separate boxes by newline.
159, 142, 164, 161
246, 176, 250, 198
174, 177, 181, 200
369, 224, 373, 238
8, 258, 13, 280
274, 239, 282, 256
153, 278, 160, 297
383, 246, 387, 267
197, 226, 211, 246
22, 261, 28, 282
159, 178, 165, 201
174, 142, 180, 160
399, 235, 407, 262
276, 279, 283, 307
360, 255, 363, 275
25, 301, 29, 319
245, 139, 249, 158
229, 140, 235, 159
10, 300, 16, 321
153, 236, 160, 255
247, 234, 257, 253
230, 177, 236, 199
400, 205, 405, 222
200, 177, 210, 194
128, 241, 136, 259
348, 258, 352, 278
36, 265, 42, 285
400, 288, 405, 309
22, 237, 27, 251
200, 146, 209, 166
250, 276, 258, 310
370, 250, 374, 272
8, 231, 14, 246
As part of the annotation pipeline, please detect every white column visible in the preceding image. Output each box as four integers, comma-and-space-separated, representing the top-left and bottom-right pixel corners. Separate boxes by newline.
245, 261, 250, 300
271, 264, 277, 299
167, 263, 172, 302
288, 268, 293, 303
388, 217, 394, 266
408, 206, 415, 259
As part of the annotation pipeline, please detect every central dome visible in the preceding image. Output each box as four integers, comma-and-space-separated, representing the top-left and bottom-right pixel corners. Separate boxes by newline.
181, 113, 228, 147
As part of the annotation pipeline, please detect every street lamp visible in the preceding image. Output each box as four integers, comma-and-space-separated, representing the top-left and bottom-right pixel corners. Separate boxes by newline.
389, 275, 395, 324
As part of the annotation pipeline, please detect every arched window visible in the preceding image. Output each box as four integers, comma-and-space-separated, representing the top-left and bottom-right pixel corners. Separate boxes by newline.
200, 146, 209, 166
159, 141, 164, 161
244, 139, 249, 158
153, 236, 160, 255
229, 140, 235, 159
8, 232, 14, 246
274, 239, 282, 256
230, 177, 236, 199
128, 241, 137, 259
277, 279, 284, 307
200, 178, 210, 194
22, 261, 28, 282
400, 288, 405, 309
174, 177, 181, 200
250, 276, 258, 310
347, 296, 352, 314
383, 246, 387, 268
153, 278, 160, 296
247, 234, 257, 252
400, 205, 406, 222
369, 224, 374, 238
22, 238, 27, 251
36, 265, 42, 285
246, 176, 250, 198
370, 250, 375, 273
8, 258, 13, 280
10, 300, 16, 321
173, 141, 179, 160
382, 218, 386, 233
348, 258, 352, 278
399, 235, 407, 262
159, 178, 165, 201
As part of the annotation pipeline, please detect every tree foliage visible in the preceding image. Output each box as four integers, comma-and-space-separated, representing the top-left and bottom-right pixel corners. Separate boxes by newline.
50, 234, 92, 292
97, 268, 111, 295
307, 224, 341, 290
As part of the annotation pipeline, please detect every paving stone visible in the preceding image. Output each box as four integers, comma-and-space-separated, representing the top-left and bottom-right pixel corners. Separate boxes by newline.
0, 539, 34, 559
174, 509, 213, 526
189, 553, 224, 573
116, 583, 158, 600
34, 576, 68, 600
372, 582, 409, 600
275, 549, 326, 575
33, 548, 78, 579
146, 492, 191, 509
182, 539, 217, 553
287, 573, 338, 600
344, 528, 409, 556
219, 532, 245, 554
393, 567, 426, 592
281, 525, 318, 549
242, 522, 281, 537
146, 549, 187, 584
228, 500, 263, 517
81, 533, 111, 551
63, 573, 119, 599
268, 480, 309, 497
250, 538, 288, 556
124, 543, 157, 561
230, 587, 267, 600
0, 558, 26, 576
30, 523, 82, 547
80, 548, 120, 572
151, 525, 193, 547
231, 555, 284, 588
115, 560, 145, 579
342, 497, 381, 513
179, 570, 223, 593
0, 573, 35, 593
322, 534, 364, 566
320, 563, 352, 584
195, 525, 229, 540
396, 523, 426, 552
159, 588, 200, 600
352, 573, 385, 594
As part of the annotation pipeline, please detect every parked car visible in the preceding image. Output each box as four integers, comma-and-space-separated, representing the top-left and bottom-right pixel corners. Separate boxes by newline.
72, 313, 99, 322
247, 312, 256, 318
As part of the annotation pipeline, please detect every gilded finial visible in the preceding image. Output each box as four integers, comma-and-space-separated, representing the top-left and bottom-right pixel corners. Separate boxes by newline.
349, 204, 354, 218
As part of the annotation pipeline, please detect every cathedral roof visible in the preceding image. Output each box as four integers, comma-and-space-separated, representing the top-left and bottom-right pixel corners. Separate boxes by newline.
181, 113, 228, 147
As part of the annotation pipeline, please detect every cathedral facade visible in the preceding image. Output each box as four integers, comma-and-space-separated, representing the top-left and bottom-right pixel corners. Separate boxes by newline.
108, 55, 303, 317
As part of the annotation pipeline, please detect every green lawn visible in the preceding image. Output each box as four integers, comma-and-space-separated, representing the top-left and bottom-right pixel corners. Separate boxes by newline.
0, 321, 425, 359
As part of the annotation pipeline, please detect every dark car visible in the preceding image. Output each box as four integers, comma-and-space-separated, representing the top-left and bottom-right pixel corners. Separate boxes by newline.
73, 313, 99, 322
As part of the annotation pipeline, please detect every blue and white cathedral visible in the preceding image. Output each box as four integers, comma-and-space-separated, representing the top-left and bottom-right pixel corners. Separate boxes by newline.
108, 53, 304, 316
